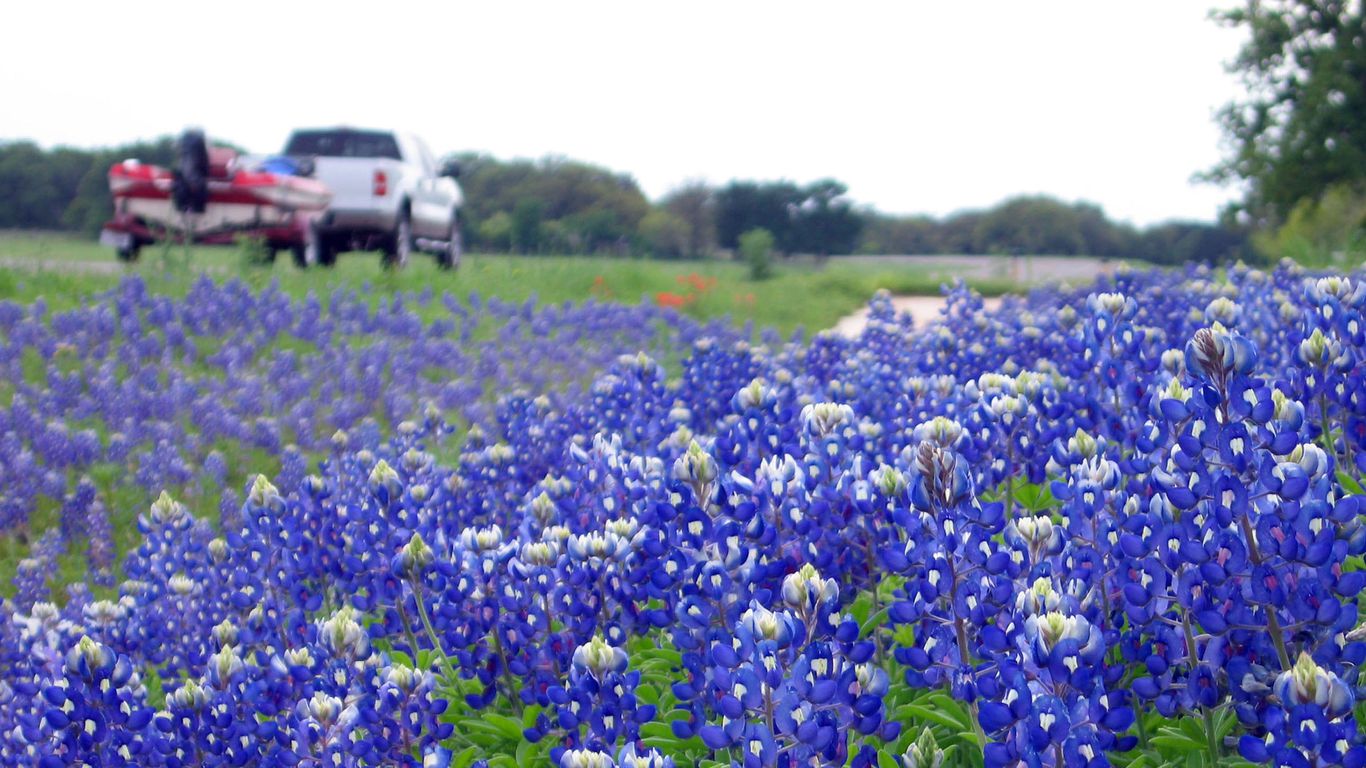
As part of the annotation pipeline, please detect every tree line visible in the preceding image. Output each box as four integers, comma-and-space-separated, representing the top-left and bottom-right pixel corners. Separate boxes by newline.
0, 138, 179, 236
0, 139, 1251, 264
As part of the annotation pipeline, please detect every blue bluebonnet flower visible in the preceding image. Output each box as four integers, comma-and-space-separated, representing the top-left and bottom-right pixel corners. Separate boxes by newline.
5, 261, 1366, 766
37, 635, 160, 766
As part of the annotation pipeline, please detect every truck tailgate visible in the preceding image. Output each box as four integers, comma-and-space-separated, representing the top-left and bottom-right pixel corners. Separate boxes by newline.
310, 158, 403, 211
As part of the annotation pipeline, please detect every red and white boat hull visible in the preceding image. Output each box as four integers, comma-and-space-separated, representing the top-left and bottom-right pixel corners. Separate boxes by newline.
103, 156, 332, 249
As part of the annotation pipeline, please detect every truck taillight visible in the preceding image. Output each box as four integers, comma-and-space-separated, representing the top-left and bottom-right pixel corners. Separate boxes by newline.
373, 170, 388, 197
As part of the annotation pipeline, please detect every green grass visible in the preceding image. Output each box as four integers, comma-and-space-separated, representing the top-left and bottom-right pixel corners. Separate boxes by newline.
0, 231, 1025, 337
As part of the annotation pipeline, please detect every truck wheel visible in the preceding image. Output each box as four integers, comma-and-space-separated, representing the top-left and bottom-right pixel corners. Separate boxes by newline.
383, 213, 412, 270
438, 221, 462, 270
116, 245, 141, 263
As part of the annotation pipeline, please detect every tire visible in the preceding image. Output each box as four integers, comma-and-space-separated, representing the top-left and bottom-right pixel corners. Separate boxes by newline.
295, 225, 326, 269
290, 245, 310, 269
383, 211, 412, 270
116, 245, 140, 263
437, 219, 462, 270
317, 233, 338, 267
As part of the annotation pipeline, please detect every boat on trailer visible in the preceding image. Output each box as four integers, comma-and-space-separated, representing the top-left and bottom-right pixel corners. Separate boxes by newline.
101, 130, 332, 266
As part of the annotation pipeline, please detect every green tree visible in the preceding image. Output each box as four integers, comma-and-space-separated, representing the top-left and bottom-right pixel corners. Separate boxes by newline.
715, 179, 864, 256
511, 199, 544, 254
715, 181, 802, 253
449, 152, 649, 254
971, 196, 1088, 255
1136, 221, 1250, 266
660, 181, 716, 257
1208, 1, 1366, 224
938, 210, 986, 254
858, 212, 943, 254
0, 142, 62, 228
1252, 182, 1366, 266
477, 211, 513, 252
791, 179, 863, 257
739, 227, 775, 280
638, 208, 690, 258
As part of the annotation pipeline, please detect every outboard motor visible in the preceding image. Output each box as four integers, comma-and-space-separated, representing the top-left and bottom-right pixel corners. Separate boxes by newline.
171, 129, 209, 214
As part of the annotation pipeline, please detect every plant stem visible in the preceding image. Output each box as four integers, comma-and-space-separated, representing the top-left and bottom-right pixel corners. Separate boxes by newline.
490, 624, 524, 715
947, 555, 987, 752
1321, 397, 1336, 459
1181, 611, 1221, 762
397, 601, 421, 661
1135, 703, 1149, 751
954, 616, 988, 751
1236, 515, 1293, 671
866, 537, 884, 665
408, 578, 457, 681
1202, 705, 1221, 764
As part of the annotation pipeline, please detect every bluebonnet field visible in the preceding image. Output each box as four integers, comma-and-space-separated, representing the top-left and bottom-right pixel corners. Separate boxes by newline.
2, 262, 1365, 768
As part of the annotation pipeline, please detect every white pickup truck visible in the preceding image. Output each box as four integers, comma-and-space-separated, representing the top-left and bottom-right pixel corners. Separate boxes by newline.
283, 128, 463, 269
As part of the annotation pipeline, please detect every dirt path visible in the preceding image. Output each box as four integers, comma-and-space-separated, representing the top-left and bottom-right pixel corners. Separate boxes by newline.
831, 294, 1004, 337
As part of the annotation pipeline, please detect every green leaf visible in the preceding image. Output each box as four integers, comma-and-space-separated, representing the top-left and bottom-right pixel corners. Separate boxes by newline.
514, 738, 539, 766
860, 606, 891, 639
635, 647, 683, 667
1149, 735, 1204, 753
901, 703, 971, 733
484, 712, 525, 742
924, 693, 973, 728
848, 591, 874, 627
636, 684, 660, 705
455, 719, 515, 747
1215, 707, 1238, 739
1177, 717, 1206, 744
640, 722, 676, 739
450, 747, 478, 768
1338, 470, 1364, 495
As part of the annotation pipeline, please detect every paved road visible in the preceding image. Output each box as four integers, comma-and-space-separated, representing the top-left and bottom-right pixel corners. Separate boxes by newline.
826, 255, 1122, 337
830, 294, 1005, 338
840, 254, 1122, 284
0, 257, 130, 275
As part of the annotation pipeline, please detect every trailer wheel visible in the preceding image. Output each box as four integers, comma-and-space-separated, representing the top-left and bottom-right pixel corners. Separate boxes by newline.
290, 245, 311, 269
313, 230, 338, 268
116, 245, 140, 263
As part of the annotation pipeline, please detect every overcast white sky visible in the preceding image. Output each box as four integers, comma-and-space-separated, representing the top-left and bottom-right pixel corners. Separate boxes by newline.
3, 1, 1246, 226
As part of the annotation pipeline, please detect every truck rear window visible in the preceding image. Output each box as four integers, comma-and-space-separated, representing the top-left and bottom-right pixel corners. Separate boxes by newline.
285, 130, 401, 160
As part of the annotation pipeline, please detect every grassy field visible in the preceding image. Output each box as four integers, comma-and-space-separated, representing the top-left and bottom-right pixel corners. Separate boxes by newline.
0, 231, 1025, 336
